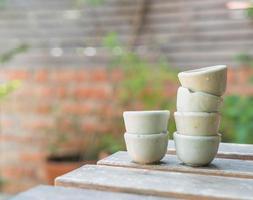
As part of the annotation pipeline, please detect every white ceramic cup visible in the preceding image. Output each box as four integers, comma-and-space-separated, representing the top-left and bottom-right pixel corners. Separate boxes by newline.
174, 112, 220, 136
178, 65, 227, 96
173, 132, 220, 166
177, 87, 223, 112
124, 132, 168, 164
123, 110, 170, 134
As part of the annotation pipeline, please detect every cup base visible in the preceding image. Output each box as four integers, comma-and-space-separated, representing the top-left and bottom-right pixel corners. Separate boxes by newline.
124, 132, 169, 164
174, 132, 220, 167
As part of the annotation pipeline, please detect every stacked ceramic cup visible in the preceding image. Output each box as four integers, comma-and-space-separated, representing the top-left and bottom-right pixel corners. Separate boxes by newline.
123, 110, 170, 164
174, 65, 227, 166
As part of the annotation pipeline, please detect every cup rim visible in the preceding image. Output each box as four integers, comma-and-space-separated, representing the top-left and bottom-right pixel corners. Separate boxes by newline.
125, 131, 169, 138
178, 86, 223, 100
178, 65, 227, 77
173, 132, 221, 140
123, 110, 170, 116
174, 111, 220, 117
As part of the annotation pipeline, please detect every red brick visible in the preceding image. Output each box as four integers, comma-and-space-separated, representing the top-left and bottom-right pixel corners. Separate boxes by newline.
1, 118, 13, 128
35, 86, 53, 97
57, 118, 73, 131
24, 118, 53, 130
111, 69, 124, 82
75, 71, 87, 81
7, 70, 29, 80
227, 68, 236, 84
55, 86, 67, 98
81, 121, 97, 133
62, 103, 92, 115
2, 178, 42, 194
34, 69, 48, 82
91, 69, 108, 82
74, 87, 111, 99
20, 152, 46, 162
164, 84, 178, 97
51, 70, 76, 83
0, 135, 32, 143
74, 87, 91, 98
3, 166, 37, 180
36, 103, 52, 114
91, 87, 111, 99
228, 85, 253, 95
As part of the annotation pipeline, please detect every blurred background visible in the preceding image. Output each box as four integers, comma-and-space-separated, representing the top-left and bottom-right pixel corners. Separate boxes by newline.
0, 0, 253, 197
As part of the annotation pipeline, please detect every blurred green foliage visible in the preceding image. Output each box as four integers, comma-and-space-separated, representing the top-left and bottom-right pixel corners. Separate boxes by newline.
0, 0, 6, 8
0, 44, 28, 188
103, 34, 253, 144
99, 134, 125, 154
0, 44, 28, 101
221, 96, 253, 143
235, 53, 253, 68
0, 80, 21, 100
103, 32, 178, 106
75, 0, 104, 7
220, 53, 253, 144
103, 32, 178, 136
0, 44, 29, 64
246, 7, 253, 19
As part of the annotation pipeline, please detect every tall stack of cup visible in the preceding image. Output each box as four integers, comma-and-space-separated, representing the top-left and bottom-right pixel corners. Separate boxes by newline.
173, 65, 227, 166
123, 110, 170, 164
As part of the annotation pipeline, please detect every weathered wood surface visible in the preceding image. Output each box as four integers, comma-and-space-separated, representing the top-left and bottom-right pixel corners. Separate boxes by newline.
55, 164, 253, 199
2, 0, 253, 68
98, 151, 253, 179
10, 185, 171, 200
168, 141, 253, 160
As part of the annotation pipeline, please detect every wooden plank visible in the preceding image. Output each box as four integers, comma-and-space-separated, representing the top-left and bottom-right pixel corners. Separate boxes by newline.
98, 151, 253, 179
55, 164, 253, 200
149, 0, 229, 11
1, 19, 252, 39
3, 55, 110, 68
168, 141, 253, 160
0, 0, 139, 11
11, 185, 171, 200
0, 9, 246, 26
0, 0, 252, 69
144, 21, 253, 34
0, 13, 250, 32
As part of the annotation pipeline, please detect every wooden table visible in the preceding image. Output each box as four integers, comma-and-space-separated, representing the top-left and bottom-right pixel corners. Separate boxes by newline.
12, 142, 253, 200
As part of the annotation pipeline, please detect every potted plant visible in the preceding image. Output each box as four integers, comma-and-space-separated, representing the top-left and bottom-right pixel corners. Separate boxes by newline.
98, 134, 125, 160
44, 114, 104, 184
45, 130, 124, 184
103, 32, 179, 136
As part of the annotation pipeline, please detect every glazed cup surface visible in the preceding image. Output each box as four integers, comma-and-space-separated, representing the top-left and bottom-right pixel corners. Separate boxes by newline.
177, 87, 223, 112
178, 65, 227, 96
173, 132, 220, 166
123, 110, 170, 134
124, 132, 168, 164
174, 111, 220, 136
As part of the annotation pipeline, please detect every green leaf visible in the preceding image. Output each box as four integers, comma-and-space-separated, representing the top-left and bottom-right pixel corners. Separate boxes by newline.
102, 32, 121, 50
0, 44, 29, 64
0, 80, 22, 99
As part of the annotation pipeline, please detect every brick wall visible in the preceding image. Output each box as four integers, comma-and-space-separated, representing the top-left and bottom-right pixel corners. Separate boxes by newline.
0, 66, 252, 193
0, 67, 124, 193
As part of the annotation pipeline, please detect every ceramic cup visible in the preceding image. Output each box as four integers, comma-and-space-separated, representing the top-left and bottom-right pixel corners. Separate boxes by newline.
174, 112, 220, 136
177, 87, 223, 112
178, 65, 227, 96
173, 132, 220, 166
124, 132, 168, 164
123, 110, 170, 134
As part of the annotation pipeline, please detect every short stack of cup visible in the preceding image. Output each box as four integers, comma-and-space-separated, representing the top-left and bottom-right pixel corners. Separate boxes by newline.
173, 65, 227, 166
123, 110, 170, 164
